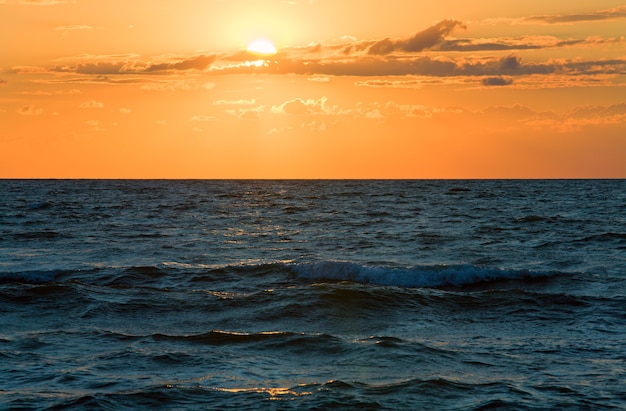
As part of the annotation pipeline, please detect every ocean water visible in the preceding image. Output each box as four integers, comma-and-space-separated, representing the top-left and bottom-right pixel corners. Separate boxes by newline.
1, 179, 625, 410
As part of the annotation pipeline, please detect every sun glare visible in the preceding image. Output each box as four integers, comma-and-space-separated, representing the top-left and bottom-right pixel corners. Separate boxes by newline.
246, 39, 277, 56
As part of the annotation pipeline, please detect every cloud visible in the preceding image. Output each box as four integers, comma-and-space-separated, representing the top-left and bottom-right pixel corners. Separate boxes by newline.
271, 97, 330, 115
16, 104, 43, 115
522, 6, 626, 24
0, 79, 6, 86
190, 115, 216, 122
290, 54, 554, 77
524, 103, 626, 132
268, 127, 290, 135
337, 101, 626, 134
567, 103, 626, 119
438, 34, 626, 53
19, 89, 82, 95
119, 108, 131, 114
300, 120, 327, 132
354, 79, 423, 88
9, 65, 49, 74
54, 54, 216, 75
441, 35, 563, 52
144, 55, 216, 72
364, 109, 384, 119
213, 99, 256, 105
140, 81, 193, 91
55, 25, 93, 32
71, 61, 145, 75
238, 107, 262, 120
285, 53, 626, 79
307, 76, 330, 82
86, 120, 106, 132
79, 100, 104, 108
8, 17, 625, 97
482, 76, 513, 86
224, 106, 265, 120
368, 19, 466, 55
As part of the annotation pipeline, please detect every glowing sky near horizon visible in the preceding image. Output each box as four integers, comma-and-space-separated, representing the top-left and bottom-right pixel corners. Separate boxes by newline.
1, 0, 625, 178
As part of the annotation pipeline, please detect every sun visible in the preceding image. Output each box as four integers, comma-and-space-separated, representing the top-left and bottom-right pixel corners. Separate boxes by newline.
246, 39, 277, 56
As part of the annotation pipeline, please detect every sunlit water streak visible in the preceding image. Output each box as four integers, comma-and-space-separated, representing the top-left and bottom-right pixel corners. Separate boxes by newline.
1, 179, 625, 410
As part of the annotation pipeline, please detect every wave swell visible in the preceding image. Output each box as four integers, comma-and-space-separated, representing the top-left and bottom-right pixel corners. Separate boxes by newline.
291, 261, 560, 288
0, 260, 564, 290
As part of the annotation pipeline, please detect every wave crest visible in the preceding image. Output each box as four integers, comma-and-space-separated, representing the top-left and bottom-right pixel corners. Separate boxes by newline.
291, 261, 558, 288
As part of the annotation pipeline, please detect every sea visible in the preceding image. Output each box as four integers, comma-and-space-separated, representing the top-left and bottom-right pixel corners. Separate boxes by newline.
1, 179, 625, 410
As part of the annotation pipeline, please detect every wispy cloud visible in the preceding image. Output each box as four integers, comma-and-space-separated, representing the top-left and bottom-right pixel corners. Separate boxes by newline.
436, 35, 621, 52
522, 6, 626, 24
271, 97, 332, 115
213, 99, 256, 105
238, 107, 263, 120
52, 54, 216, 75
190, 115, 216, 122
307, 76, 330, 83
139, 80, 194, 91
16, 104, 43, 115
86, 120, 101, 131
354, 79, 424, 89
79, 100, 104, 108
55, 25, 93, 32
19, 89, 82, 95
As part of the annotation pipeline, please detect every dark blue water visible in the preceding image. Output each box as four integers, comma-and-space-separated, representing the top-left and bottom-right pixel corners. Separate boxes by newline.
1, 180, 625, 410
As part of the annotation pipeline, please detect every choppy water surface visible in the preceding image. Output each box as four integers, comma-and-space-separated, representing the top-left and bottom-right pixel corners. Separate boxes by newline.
1, 180, 625, 410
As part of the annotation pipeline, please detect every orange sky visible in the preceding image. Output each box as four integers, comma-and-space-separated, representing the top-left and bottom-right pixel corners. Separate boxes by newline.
1, 0, 626, 178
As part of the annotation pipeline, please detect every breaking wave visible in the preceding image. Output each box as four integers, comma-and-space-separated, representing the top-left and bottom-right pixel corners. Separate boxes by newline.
290, 261, 561, 288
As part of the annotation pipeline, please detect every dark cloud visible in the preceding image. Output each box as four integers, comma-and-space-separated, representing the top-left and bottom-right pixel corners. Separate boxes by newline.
141, 55, 216, 72
523, 6, 626, 24
439, 39, 542, 52
0, 79, 6, 86
369, 38, 397, 55
563, 58, 626, 75
74, 61, 134, 75
55, 55, 216, 75
436, 36, 612, 52
482, 77, 514, 86
368, 19, 466, 55
499, 55, 521, 71
270, 54, 555, 77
